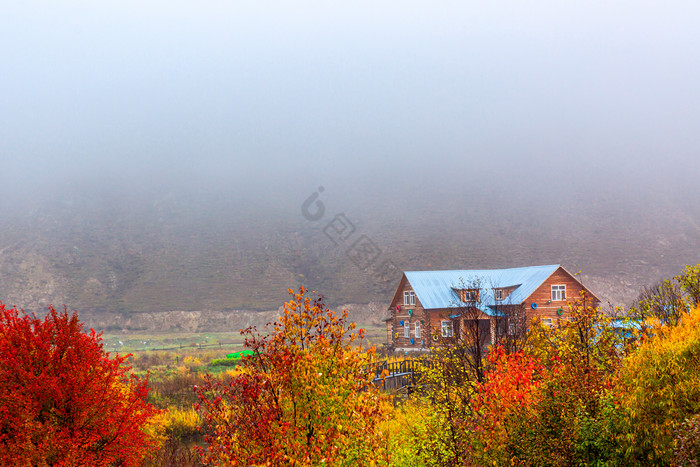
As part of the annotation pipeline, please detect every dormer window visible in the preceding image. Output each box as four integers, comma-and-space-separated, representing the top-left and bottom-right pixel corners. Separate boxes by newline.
495, 289, 503, 300
460, 289, 479, 303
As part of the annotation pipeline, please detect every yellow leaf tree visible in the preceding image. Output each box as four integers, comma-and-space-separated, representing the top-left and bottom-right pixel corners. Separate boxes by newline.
195, 287, 390, 466
614, 305, 700, 464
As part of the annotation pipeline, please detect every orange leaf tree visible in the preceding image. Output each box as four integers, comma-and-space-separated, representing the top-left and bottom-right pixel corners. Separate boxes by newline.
464, 295, 626, 465
470, 345, 544, 465
195, 287, 389, 466
0, 303, 158, 466
511, 295, 626, 465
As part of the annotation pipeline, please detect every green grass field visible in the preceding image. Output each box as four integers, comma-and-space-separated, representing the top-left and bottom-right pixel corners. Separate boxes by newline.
102, 324, 386, 356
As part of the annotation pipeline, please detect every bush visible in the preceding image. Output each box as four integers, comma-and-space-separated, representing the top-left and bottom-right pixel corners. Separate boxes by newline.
613, 306, 700, 464
210, 357, 239, 367
0, 304, 158, 466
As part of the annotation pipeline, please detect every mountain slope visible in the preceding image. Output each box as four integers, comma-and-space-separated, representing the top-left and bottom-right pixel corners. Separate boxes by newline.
1, 185, 699, 315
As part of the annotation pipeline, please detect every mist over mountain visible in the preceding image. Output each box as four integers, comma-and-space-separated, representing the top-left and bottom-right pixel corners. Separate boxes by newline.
1, 168, 698, 317
2, 2, 700, 321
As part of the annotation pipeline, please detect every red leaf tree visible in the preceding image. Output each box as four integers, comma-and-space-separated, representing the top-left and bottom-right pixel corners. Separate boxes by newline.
0, 303, 158, 466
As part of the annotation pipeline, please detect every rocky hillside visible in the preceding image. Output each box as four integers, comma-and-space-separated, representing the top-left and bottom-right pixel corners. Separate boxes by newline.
1, 184, 699, 328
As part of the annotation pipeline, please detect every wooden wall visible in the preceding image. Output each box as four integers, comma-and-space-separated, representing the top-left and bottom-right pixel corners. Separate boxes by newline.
388, 275, 428, 349
524, 267, 599, 324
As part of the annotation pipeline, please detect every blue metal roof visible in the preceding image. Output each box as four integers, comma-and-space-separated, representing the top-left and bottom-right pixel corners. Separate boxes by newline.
404, 264, 561, 316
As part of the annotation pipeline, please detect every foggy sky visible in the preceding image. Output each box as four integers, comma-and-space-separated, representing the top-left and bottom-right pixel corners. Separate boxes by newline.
2, 1, 700, 210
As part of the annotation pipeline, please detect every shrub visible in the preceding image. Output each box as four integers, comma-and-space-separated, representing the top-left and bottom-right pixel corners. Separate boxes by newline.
613, 306, 700, 464
0, 304, 158, 466
210, 357, 239, 367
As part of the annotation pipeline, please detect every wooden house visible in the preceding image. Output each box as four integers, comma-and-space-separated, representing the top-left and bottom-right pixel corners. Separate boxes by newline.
385, 264, 599, 351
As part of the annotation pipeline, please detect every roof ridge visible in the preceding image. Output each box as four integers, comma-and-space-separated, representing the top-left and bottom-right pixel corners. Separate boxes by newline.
405, 264, 560, 274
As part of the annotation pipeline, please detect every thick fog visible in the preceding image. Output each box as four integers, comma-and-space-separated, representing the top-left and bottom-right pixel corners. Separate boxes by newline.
1, 2, 700, 311
3, 1, 700, 205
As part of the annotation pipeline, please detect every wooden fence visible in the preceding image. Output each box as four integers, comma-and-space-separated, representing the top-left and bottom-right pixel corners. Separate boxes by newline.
372, 359, 421, 391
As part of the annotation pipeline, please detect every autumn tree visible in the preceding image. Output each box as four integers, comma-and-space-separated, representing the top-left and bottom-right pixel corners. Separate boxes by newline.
433, 277, 527, 385
408, 277, 528, 466
677, 263, 700, 308
629, 278, 688, 328
486, 279, 529, 354
470, 346, 544, 466
411, 342, 477, 466
409, 289, 700, 466
611, 305, 700, 465
195, 287, 389, 466
513, 295, 626, 465
627, 264, 700, 330
460, 295, 627, 466
0, 303, 158, 466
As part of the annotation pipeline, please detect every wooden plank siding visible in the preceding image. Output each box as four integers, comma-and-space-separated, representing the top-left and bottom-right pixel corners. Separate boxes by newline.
388, 276, 428, 350
524, 268, 599, 324
426, 309, 456, 346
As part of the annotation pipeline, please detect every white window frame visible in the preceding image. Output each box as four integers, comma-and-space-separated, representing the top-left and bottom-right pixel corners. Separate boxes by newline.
441, 321, 453, 337
415, 321, 421, 338
551, 285, 566, 301
404, 321, 410, 338
495, 289, 503, 300
403, 291, 410, 305
409, 291, 415, 305
542, 317, 554, 328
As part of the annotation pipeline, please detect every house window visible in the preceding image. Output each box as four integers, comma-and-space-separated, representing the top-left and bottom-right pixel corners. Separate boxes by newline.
495, 289, 503, 300
508, 320, 517, 335
441, 321, 453, 337
404, 321, 410, 338
551, 285, 566, 301
415, 321, 421, 339
404, 291, 415, 305
461, 289, 479, 302
542, 317, 553, 328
